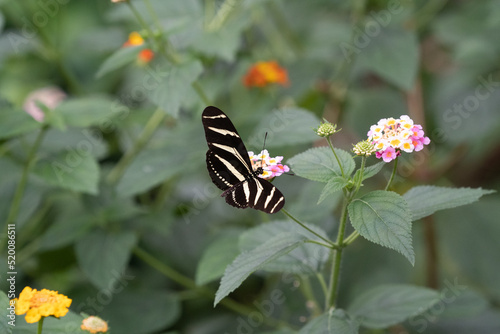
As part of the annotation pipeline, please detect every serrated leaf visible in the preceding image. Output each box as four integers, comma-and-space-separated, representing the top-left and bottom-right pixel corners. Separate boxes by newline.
0, 107, 42, 140
196, 233, 240, 285
299, 309, 359, 334
348, 190, 414, 265
33, 150, 100, 195
403, 186, 495, 221
288, 147, 355, 183
360, 161, 385, 181
353, 25, 419, 90
318, 177, 348, 204
248, 107, 321, 148
348, 284, 439, 329
96, 45, 145, 78
239, 221, 330, 275
215, 232, 306, 306
149, 60, 203, 117
54, 96, 119, 128
75, 230, 137, 290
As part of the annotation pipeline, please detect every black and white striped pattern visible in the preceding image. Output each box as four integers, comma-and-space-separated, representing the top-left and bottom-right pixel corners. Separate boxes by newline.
202, 106, 285, 214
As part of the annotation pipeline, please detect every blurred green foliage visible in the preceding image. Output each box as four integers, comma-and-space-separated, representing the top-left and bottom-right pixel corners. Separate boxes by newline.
0, 0, 499, 333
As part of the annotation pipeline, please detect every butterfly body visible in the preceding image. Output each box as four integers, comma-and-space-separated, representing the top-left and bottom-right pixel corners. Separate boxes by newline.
202, 106, 285, 214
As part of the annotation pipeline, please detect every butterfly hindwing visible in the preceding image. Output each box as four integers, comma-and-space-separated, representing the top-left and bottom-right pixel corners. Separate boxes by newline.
202, 106, 285, 214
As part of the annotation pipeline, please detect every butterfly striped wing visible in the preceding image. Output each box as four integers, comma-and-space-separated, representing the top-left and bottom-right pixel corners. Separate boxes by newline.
202, 106, 285, 214
223, 177, 285, 214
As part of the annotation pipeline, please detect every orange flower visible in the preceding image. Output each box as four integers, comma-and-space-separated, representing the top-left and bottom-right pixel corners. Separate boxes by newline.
123, 32, 154, 64
243, 61, 289, 88
13, 287, 72, 323
138, 49, 154, 64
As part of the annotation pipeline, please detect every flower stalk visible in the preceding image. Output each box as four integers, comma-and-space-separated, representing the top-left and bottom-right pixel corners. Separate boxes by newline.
37, 317, 44, 334
385, 156, 399, 191
6, 126, 48, 226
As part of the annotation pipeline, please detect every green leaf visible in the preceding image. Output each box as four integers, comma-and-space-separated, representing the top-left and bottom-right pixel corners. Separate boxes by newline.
215, 232, 306, 306
0, 107, 41, 140
116, 146, 189, 197
99, 290, 180, 334
14, 310, 85, 333
348, 284, 439, 329
149, 60, 203, 117
318, 177, 349, 204
75, 230, 137, 290
54, 96, 119, 128
403, 186, 495, 221
298, 309, 359, 334
239, 221, 330, 275
0, 291, 13, 334
191, 17, 250, 62
196, 233, 240, 286
95, 45, 145, 78
248, 107, 321, 148
39, 196, 94, 251
33, 150, 100, 195
348, 190, 414, 265
288, 147, 355, 183
353, 25, 419, 90
360, 161, 385, 181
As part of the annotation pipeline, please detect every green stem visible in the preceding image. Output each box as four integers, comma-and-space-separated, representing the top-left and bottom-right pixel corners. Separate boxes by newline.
343, 230, 360, 246
6, 126, 48, 226
384, 156, 399, 191
107, 109, 165, 185
326, 195, 350, 308
133, 246, 290, 329
126, 1, 151, 38
353, 156, 366, 194
281, 209, 336, 248
316, 272, 328, 297
326, 137, 345, 178
143, 0, 162, 29
192, 81, 212, 106
305, 240, 338, 250
207, 0, 241, 31
299, 276, 322, 316
37, 317, 44, 334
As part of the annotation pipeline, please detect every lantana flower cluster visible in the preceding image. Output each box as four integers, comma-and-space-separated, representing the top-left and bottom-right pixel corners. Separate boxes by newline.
81, 315, 109, 333
13, 286, 72, 323
248, 150, 290, 179
243, 61, 289, 88
367, 115, 430, 162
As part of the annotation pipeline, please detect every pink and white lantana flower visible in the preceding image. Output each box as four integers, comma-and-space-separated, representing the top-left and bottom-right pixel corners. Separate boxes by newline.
367, 116, 430, 163
248, 149, 290, 180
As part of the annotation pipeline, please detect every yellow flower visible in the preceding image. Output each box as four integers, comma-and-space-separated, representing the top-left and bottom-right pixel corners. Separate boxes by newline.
243, 61, 289, 88
123, 31, 145, 47
13, 287, 72, 323
81, 316, 109, 333
123, 32, 155, 64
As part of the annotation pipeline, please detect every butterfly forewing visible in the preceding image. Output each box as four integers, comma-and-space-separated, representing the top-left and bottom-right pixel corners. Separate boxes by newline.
202, 106, 285, 214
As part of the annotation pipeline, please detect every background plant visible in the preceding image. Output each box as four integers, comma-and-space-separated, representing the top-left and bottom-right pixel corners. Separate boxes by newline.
0, 0, 500, 333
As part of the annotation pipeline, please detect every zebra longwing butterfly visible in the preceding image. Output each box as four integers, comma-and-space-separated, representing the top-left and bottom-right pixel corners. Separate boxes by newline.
202, 106, 285, 214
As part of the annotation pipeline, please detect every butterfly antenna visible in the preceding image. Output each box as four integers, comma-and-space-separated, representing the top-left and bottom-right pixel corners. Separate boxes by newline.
261, 132, 268, 153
